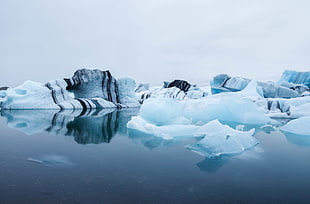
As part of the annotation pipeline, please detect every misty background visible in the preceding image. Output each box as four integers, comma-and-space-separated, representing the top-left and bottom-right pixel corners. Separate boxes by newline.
1, 0, 309, 87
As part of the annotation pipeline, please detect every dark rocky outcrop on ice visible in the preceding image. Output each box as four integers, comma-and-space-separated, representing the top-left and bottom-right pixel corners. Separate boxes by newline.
163, 79, 191, 92
0, 87, 9, 91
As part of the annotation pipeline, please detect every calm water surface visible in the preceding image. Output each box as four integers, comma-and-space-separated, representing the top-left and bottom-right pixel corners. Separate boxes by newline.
0, 109, 310, 204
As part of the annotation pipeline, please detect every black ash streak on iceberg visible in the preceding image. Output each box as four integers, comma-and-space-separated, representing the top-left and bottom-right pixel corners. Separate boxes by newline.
62, 69, 122, 109
0, 68, 139, 110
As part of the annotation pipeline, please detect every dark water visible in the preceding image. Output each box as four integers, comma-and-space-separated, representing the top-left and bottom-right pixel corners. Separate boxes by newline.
0, 109, 310, 204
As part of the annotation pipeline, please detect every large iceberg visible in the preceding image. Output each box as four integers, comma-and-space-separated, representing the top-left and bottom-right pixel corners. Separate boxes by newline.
1, 69, 140, 110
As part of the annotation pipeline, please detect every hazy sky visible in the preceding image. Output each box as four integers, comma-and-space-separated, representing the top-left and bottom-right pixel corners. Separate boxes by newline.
1, 0, 309, 86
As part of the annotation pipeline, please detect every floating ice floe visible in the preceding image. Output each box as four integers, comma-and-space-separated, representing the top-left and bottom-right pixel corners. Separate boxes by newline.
186, 120, 258, 158
279, 116, 310, 136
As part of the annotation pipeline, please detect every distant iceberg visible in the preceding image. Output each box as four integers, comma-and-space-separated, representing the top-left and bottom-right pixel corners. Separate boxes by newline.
210, 70, 309, 98
277, 70, 310, 88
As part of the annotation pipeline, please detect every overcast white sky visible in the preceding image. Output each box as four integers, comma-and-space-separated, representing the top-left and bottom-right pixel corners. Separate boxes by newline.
1, 0, 309, 86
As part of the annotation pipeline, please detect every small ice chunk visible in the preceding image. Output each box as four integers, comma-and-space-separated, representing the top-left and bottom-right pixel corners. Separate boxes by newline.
186, 120, 258, 158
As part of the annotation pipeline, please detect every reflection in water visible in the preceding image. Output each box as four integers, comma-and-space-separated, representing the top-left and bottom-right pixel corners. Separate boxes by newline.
282, 131, 310, 146
27, 154, 75, 168
197, 157, 229, 173
1, 108, 139, 144
1, 108, 267, 173
195, 145, 264, 173
127, 129, 179, 150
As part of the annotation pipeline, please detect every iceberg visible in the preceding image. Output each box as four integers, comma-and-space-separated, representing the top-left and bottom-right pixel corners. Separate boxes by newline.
210, 74, 251, 94
255, 96, 310, 118
139, 98, 185, 126
277, 70, 310, 88
137, 80, 207, 103
186, 120, 258, 158
163, 79, 191, 92
210, 72, 307, 98
1, 69, 140, 110
135, 83, 150, 93
279, 116, 310, 136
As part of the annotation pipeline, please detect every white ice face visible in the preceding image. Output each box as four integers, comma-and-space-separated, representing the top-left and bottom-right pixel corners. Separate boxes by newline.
1, 80, 60, 109
186, 120, 258, 158
280, 116, 310, 136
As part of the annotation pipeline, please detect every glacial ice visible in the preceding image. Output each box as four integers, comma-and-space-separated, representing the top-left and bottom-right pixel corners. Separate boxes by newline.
137, 80, 207, 103
210, 72, 308, 98
277, 70, 310, 88
139, 98, 184, 126
127, 116, 200, 139
1, 69, 139, 110
210, 74, 251, 94
279, 116, 310, 136
2, 80, 61, 109
182, 94, 273, 125
186, 120, 258, 158
255, 96, 310, 118
1, 68, 310, 162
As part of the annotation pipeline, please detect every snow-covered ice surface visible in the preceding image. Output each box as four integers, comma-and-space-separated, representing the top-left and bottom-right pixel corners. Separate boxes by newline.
279, 116, 310, 136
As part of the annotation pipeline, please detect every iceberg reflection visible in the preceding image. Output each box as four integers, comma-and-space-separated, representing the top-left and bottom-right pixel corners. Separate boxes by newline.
1, 108, 139, 144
